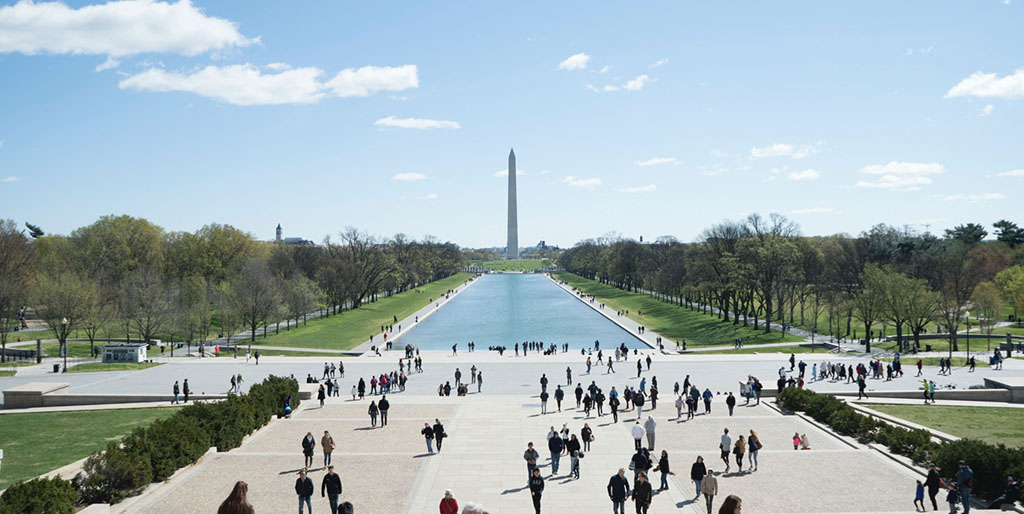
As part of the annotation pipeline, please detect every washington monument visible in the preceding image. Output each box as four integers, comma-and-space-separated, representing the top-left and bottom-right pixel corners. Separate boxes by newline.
506, 148, 519, 259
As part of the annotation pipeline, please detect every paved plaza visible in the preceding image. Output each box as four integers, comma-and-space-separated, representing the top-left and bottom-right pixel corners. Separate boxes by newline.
121, 391, 927, 514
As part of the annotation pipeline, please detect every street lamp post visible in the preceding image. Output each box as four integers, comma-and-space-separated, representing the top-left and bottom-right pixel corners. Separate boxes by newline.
61, 317, 68, 372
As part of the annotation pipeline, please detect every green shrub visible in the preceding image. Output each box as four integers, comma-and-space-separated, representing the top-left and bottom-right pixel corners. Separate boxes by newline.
75, 441, 152, 504
0, 477, 77, 514
123, 414, 211, 481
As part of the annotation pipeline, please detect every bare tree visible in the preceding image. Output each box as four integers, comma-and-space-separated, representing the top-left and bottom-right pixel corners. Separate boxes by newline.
0, 219, 37, 362
229, 258, 282, 342
120, 269, 175, 345
33, 270, 95, 366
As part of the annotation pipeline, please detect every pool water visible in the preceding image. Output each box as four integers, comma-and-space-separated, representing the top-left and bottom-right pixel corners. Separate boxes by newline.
397, 273, 648, 350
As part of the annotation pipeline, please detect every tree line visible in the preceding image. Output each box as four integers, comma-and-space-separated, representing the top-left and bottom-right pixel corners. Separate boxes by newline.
0, 216, 466, 360
558, 214, 1024, 353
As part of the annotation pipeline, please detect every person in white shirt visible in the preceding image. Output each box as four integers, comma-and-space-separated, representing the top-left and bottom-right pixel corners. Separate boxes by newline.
720, 428, 732, 473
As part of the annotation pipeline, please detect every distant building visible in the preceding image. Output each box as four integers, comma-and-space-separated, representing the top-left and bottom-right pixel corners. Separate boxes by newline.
102, 343, 147, 363
275, 224, 282, 242
283, 237, 314, 245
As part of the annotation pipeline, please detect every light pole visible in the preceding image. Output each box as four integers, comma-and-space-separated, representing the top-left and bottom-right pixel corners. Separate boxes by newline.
965, 310, 970, 362
61, 317, 68, 372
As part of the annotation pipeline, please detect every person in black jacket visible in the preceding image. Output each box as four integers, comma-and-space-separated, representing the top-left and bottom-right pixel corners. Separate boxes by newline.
630, 449, 650, 486
554, 385, 564, 412
632, 471, 653, 514
301, 432, 315, 468
924, 463, 941, 510
608, 468, 630, 514
529, 468, 545, 514
690, 456, 707, 500
295, 468, 314, 514
575, 383, 584, 407
653, 450, 671, 491
433, 418, 446, 452
321, 465, 343, 514
378, 395, 390, 426
422, 423, 435, 454
566, 435, 582, 478
548, 432, 564, 474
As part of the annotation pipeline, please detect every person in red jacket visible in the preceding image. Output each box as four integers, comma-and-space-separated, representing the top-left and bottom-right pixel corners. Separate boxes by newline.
439, 489, 459, 514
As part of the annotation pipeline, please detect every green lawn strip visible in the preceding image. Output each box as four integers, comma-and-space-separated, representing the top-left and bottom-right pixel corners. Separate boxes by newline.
211, 348, 347, 358
64, 361, 164, 373
553, 273, 803, 347
699, 344, 833, 355
252, 273, 473, 350
0, 407, 178, 489
0, 370, 14, 377
882, 356, 989, 368
873, 335, 1008, 354
473, 259, 551, 271
0, 360, 41, 367
866, 404, 1024, 447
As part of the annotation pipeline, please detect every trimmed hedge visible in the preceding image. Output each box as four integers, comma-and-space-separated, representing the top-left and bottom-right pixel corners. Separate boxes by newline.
776, 387, 1022, 500
0, 476, 77, 514
0, 375, 299, 509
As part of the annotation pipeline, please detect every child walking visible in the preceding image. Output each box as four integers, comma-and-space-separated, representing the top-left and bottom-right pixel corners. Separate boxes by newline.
946, 483, 959, 514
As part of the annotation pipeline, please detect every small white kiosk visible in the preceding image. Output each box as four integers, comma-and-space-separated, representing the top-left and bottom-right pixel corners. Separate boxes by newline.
101, 343, 148, 363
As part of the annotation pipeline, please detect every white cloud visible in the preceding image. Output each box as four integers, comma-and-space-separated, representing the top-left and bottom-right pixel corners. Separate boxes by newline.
980, 104, 994, 116
943, 193, 1005, 202
588, 74, 651, 93
392, 172, 426, 182
599, 65, 611, 73
558, 53, 590, 71
375, 116, 459, 129
787, 169, 820, 181
494, 169, 524, 177
119, 63, 418, 105
537, 169, 550, 175
119, 64, 325, 105
0, 0, 254, 57
265, 62, 291, 71
420, 192, 438, 200
325, 64, 418, 97
945, 69, 1024, 99
791, 207, 838, 215
94, 56, 120, 71
650, 58, 668, 68
855, 161, 944, 190
634, 157, 677, 167
561, 175, 602, 188
618, 184, 657, 193
995, 169, 1024, 177
750, 142, 818, 159
1, 176, 20, 183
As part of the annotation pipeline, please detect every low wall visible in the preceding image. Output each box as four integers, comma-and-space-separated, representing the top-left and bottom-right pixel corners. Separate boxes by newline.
829, 388, 1011, 402
39, 394, 227, 407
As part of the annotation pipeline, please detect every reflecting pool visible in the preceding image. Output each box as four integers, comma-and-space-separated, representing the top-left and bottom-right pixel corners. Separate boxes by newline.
397, 273, 648, 350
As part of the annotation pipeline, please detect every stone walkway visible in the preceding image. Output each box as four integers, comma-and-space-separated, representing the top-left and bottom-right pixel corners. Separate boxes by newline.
124, 392, 926, 514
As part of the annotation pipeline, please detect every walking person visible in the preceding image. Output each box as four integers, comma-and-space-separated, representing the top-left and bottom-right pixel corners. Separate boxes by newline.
748, 430, 761, 471
653, 450, 672, 491
644, 416, 657, 451
915, 480, 927, 511
720, 429, 732, 473
318, 384, 326, 408
555, 385, 564, 412
632, 421, 645, 451
524, 442, 539, 481
609, 393, 620, 423
433, 418, 446, 452
301, 432, 315, 468
548, 431, 564, 475
295, 468, 314, 514
566, 434, 582, 478
183, 378, 190, 403
529, 468, 545, 514
540, 389, 549, 415
690, 456, 707, 499
608, 468, 630, 514
701, 469, 718, 514
368, 400, 379, 427
926, 463, 942, 510
581, 423, 593, 452
422, 423, 435, 453
477, 371, 483, 392
321, 430, 335, 466
217, 480, 254, 514
321, 465, 343, 514
632, 471, 653, 514
956, 460, 974, 513
172, 380, 180, 404
379, 395, 390, 426
733, 435, 746, 471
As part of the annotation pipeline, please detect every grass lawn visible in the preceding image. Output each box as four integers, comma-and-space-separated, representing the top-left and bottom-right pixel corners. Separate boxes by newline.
866, 404, 1024, 447
700, 343, 834, 355
0, 407, 178, 489
212, 348, 347, 358
874, 334, 1008, 354
553, 273, 804, 347
473, 259, 551, 271
0, 360, 40, 367
883, 356, 989, 368
41, 341, 100, 359
0, 370, 14, 377
65, 361, 164, 373
253, 273, 473, 350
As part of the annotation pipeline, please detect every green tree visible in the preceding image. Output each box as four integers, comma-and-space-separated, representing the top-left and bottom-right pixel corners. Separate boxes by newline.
33, 269, 95, 366
971, 281, 1003, 350
119, 269, 174, 345
993, 220, 1024, 248
944, 223, 988, 245
228, 258, 282, 342
995, 265, 1024, 325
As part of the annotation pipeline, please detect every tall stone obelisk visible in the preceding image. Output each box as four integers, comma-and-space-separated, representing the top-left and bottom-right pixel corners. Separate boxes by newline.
506, 148, 519, 259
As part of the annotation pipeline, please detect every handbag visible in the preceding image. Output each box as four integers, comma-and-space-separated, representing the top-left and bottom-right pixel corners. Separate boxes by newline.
938, 478, 945, 489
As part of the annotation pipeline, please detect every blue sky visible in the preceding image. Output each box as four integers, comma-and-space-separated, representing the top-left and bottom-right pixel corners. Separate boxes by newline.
1, 0, 1022, 248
